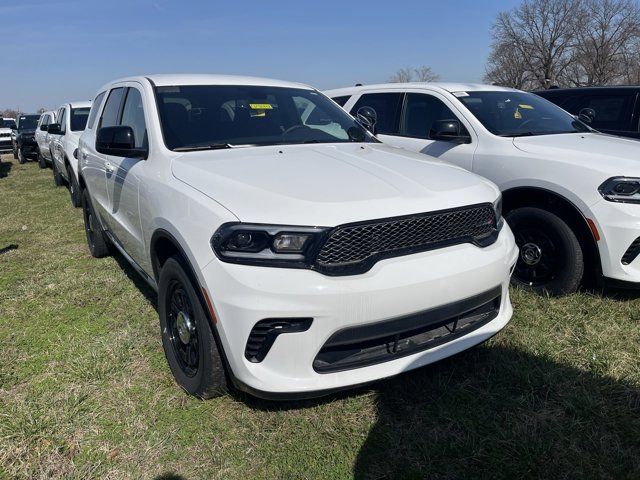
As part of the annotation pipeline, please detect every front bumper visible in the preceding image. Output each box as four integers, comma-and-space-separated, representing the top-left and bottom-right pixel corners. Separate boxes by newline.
201, 225, 518, 398
591, 198, 640, 283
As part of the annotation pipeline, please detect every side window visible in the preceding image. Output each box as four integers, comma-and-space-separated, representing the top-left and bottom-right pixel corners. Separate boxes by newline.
99, 87, 125, 129
120, 88, 147, 148
58, 108, 67, 134
332, 96, 350, 107
349, 93, 403, 135
400, 93, 468, 140
87, 92, 106, 130
565, 94, 634, 131
40, 114, 49, 127
56, 108, 65, 125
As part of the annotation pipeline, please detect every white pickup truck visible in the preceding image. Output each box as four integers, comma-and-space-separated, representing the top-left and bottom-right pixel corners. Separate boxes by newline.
47, 101, 91, 206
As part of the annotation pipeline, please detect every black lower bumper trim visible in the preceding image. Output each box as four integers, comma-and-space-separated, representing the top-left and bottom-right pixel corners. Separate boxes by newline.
313, 286, 502, 374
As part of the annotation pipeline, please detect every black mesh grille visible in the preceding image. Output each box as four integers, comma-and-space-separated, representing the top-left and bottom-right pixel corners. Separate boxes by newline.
622, 237, 640, 265
315, 204, 497, 273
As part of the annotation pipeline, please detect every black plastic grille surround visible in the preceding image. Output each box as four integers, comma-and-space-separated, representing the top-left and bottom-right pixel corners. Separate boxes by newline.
622, 237, 640, 265
315, 203, 498, 275
313, 286, 502, 373
245, 318, 313, 363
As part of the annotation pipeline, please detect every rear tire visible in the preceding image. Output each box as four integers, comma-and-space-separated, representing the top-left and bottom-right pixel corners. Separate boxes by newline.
506, 207, 583, 296
81, 188, 110, 258
67, 164, 81, 208
159, 255, 228, 399
37, 149, 47, 169
12, 144, 17, 160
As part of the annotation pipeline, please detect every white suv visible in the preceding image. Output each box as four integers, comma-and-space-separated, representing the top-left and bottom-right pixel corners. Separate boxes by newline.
34, 111, 57, 168
0, 118, 16, 151
327, 83, 640, 295
78, 74, 517, 399
47, 101, 91, 206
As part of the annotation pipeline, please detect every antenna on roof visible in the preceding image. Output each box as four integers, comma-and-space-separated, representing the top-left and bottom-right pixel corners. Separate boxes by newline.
355, 83, 363, 86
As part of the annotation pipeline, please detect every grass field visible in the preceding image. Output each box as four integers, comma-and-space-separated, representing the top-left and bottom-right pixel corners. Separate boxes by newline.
1, 152, 639, 479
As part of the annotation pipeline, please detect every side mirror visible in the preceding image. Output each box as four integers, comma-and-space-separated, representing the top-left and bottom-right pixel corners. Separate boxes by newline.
430, 119, 470, 143
356, 106, 377, 134
96, 126, 147, 159
40, 124, 49, 131
578, 107, 596, 124
47, 123, 62, 135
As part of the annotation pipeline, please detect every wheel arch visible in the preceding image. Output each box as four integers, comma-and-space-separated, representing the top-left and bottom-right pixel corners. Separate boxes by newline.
502, 186, 602, 285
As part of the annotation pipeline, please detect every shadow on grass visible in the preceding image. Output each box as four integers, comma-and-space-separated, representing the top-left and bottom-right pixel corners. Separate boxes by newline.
351, 344, 640, 479
154, 474, 187, 480
0, 159, 11, 178
111, 250, 158, 310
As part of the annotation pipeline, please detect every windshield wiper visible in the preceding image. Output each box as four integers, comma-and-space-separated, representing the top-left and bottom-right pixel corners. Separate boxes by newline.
174, 143, 234, 152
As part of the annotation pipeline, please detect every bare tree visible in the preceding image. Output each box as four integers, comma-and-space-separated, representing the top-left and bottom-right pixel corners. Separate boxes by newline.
389, 65, 440, 83
487, 0, 581, 88
1, 108, 20, 118
486, 0, 640, 88
389, 67, 415, 83
413, 66, 440, 82
37, 107, 46, 114
568, 0, 640, 86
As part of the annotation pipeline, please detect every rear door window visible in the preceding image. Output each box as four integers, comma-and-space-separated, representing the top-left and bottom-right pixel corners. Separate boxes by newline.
349, 92, 403, 135
562, 94, 635, 132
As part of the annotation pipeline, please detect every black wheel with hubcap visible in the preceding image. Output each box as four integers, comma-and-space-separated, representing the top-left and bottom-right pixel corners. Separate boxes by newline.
159, 255, 228, 398
81, 188, 110, 258
506, 207, 583, 296
67, 164, 81, 207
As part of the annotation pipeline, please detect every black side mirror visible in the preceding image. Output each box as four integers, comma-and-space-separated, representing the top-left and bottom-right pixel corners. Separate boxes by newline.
356, 106, 378, 134
47, 123, 62, 135
40, 124, 48, 131
430, 119, 470, 143
96, 126, 147, 159
578, 107, 596, 124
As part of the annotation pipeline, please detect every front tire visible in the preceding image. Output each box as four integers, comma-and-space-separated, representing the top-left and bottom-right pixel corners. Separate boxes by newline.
506, 207, 583, 296
67, 164, 81, 208
81, 188, 110, 258
12, 143, 17, 160
159, 256, 228, 399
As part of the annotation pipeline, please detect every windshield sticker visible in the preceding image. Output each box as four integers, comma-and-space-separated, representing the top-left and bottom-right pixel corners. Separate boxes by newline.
250, 103, 273, 110
452, 92, 469, 97
519, 104, 534, 110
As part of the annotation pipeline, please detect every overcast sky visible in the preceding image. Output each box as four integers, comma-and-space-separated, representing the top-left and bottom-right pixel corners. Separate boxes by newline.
0, 0, 522, 112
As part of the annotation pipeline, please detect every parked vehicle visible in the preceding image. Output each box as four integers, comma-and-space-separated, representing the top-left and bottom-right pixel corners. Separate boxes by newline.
0, 118, 16, 152
34, 111, 57, 168
11, 114, 41, 164
535, 86, 640, 140
326, 82, 640, 295
78, 74, 517, 399
47, 101, 91, 206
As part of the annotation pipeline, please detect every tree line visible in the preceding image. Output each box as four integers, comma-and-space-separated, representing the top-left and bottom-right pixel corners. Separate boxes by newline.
485, 0, 640, 89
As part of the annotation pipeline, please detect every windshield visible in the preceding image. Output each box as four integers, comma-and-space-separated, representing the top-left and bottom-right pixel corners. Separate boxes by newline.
70, 107, 90, 131
154, 85, 374, 150
1, 119, 16, 129
17, 115, 40, 130
455, 91, 590, 137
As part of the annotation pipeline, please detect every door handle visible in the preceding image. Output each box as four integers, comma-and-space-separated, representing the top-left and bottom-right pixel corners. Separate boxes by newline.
105, 162, 115, 173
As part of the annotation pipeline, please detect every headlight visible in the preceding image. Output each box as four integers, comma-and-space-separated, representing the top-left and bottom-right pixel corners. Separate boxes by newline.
211, 223, 330, 268
599, 177, 640, 204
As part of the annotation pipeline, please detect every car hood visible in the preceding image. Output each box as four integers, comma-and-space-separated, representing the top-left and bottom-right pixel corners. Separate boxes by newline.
171, 143, 499, 226
513, 132, 640, 174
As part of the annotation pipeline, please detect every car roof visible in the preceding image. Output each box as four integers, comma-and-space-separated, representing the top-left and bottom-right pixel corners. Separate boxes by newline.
58, 101, 91, 109
325, 82, 519, 97
98, 74, 314, 92
535, 86, 640, 95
